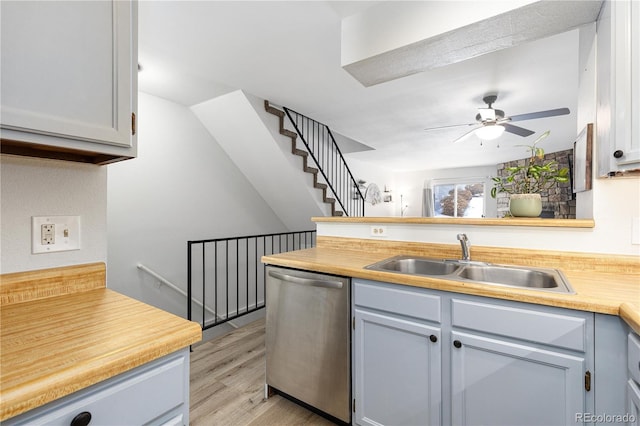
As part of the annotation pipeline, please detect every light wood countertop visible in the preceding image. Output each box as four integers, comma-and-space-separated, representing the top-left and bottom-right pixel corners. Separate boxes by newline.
312, 216, 596, 228
262, 237, 640, 333
0, 263, 202, 421
621, 303, 640, 334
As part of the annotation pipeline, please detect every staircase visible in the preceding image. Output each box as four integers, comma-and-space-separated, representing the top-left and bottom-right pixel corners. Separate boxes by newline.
264, 100, 364, 217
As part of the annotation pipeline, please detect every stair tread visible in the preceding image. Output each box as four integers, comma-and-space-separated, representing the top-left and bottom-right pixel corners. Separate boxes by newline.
282, 130, 297, 138
264, 101, 284, 117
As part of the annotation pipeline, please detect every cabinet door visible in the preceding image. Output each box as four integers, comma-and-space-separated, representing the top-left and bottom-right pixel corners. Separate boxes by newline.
354, 308, 441, 426
0, 1, 136, 151
596, 0, 640, 175
451, 331, 586, 426
611, 0, 640, 170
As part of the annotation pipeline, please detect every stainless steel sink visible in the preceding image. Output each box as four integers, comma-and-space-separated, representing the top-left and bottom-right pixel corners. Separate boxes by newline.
456, 264, 573, 292
365, 256, 575, 294
365, 256, 463, 276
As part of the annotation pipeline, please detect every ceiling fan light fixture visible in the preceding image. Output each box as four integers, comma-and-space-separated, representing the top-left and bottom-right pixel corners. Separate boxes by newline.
475, 124, 505, 140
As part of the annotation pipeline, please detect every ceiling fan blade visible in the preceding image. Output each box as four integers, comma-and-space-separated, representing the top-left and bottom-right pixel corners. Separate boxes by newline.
424, 122, 475, 132
502, 123, 535, 137
452, 126, 481, 143
508, 108, 570, 122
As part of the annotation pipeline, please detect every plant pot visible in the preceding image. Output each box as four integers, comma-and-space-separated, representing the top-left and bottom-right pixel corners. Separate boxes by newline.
509, 193, 542, 217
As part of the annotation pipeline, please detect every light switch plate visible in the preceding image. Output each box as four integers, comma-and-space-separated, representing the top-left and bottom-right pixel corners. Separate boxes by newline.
32, 216, 80, 254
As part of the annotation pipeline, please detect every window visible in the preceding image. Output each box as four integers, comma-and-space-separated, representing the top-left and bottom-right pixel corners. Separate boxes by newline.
432, 182, 486, 218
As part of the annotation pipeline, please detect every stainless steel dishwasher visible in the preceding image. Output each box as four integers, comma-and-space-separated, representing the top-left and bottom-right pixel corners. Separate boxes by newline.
265, 266, 351, 424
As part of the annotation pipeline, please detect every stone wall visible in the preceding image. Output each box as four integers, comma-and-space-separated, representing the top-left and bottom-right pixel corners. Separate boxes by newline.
495, 148, 575, 219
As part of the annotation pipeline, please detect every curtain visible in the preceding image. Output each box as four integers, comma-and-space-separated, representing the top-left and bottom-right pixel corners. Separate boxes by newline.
422, 188, 434, 217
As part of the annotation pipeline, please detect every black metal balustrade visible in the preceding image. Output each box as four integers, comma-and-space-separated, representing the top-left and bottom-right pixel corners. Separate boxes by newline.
187, 230, 316, 330
283, 107, 365, 217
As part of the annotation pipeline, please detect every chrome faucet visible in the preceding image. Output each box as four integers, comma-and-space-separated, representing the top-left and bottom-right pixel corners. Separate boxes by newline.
457, 233, 470, 261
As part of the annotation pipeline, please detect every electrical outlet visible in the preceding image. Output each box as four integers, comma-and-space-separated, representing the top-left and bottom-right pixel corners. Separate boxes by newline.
370, 226, 388, 237
41, 224, 55, 245
32, 216, 80, 254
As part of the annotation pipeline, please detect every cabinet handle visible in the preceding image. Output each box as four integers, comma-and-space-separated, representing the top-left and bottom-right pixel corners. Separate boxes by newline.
453, 340, 462, 348
584, 371, 591, 392
613, 150, 624, 158
70, 411, 92, 426
429, 334, 438, 343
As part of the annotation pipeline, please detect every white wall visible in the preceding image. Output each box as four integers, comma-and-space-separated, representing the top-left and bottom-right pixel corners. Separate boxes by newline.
191, 91, 327, 228
316, 213, 639, 255
575, 23, 597, 218
385, 169, 425, 218
106, 92, 289, 318
1, 155, 107, 273
345, 156, 396, 216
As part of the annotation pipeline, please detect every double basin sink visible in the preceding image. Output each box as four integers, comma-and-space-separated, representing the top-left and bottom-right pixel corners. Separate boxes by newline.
365, 255, 575, 294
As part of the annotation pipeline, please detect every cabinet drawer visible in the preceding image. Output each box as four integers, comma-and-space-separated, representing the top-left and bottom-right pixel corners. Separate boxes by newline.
629, 333, 640, 385
451, 298, 589, 351
5, 350, 188, 426
354, 279, 441, 322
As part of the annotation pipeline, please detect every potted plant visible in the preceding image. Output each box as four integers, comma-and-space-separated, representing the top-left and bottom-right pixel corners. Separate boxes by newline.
490, 131, 570, 217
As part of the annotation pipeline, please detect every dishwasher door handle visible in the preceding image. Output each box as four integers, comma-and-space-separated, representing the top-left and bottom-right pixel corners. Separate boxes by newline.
268, 270, 344, 289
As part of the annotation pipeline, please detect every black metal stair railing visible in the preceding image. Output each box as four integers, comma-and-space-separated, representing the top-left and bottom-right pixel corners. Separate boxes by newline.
283, 107, 365, 217
187, 230, 316, 330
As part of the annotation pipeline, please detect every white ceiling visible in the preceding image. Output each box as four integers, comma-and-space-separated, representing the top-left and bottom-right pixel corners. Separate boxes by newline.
138, 1, 593, 172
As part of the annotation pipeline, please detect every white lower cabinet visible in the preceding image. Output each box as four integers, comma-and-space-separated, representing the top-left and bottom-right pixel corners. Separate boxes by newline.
353, 280, 442, 426
450, 297, 592, 426
354, 310, 441, 426
450, 332, 586, 425
352, 279, 598, 426
4, 349, 190, 426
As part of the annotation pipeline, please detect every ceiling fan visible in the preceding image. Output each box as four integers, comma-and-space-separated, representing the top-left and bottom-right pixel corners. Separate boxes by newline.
424, 94, 570, 143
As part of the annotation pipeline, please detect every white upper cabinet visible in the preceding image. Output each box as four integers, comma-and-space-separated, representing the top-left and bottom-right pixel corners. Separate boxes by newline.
596, 0, 640, 176
0, 1, 137, 164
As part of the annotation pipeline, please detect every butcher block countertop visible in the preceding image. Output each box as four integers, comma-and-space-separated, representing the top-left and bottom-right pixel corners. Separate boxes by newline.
263, 236, 640, 333
0, 263, 202, 422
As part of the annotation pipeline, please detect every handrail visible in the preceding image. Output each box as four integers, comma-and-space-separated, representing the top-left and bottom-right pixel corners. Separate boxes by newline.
138, 262, 178, 289
283, 106, 365, 217
137, 263, 238, 328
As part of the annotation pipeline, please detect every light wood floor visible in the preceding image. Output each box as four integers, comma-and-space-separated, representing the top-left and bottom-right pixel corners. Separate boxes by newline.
190, 318, 337, 425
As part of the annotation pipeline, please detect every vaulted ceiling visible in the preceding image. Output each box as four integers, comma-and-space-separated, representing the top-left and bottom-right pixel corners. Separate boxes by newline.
138, 1, 601, 172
